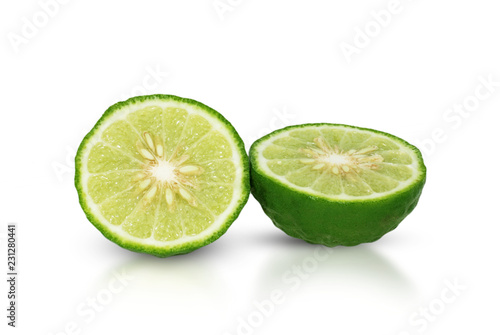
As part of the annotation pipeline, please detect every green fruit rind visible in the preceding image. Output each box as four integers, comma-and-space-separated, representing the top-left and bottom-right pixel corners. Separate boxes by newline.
75, 95, 250, 257
249, 123, 426, 247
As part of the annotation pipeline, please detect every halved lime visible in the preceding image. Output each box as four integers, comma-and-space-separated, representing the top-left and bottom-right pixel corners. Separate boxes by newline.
75, 95, 250, 257
250, 123, 426, 247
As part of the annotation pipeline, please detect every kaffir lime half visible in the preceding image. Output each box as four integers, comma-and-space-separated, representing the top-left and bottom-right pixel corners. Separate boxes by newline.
250, 123, 426, 247
75, 95, 250, 257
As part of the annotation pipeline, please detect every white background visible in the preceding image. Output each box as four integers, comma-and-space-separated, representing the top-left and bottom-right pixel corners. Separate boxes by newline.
1, 0, 499, 334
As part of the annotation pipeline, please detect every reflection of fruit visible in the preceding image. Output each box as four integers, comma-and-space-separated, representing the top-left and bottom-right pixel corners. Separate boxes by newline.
75, 95, 250, 257
250, 123, 426, 247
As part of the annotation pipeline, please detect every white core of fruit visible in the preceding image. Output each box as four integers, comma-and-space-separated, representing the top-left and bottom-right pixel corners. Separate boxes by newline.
135, 132, 204, 211
321, 153, 350, 166
150, 160, 176, 183
299, 137, 384, 176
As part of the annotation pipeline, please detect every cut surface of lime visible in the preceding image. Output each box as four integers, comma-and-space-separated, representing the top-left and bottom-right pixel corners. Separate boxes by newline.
75, 95, 249, 257
250, 123, 426, 247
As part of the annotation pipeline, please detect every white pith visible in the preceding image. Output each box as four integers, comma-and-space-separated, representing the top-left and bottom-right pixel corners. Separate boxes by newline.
256, 126, 423, 201
78, 98, 245, 248
150, 160, 176, 183
322, 153, 349, 165
134, 130, 204, 209
298, 137, 384, 175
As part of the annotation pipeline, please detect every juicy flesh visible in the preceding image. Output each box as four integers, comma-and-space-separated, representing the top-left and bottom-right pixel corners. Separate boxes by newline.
262, 127, 415, 197
85, 105, 236, 241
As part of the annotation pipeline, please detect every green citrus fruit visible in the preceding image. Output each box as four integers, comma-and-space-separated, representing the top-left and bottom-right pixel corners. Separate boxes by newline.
75, 95, 250, 257
249, 123, 426, 247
